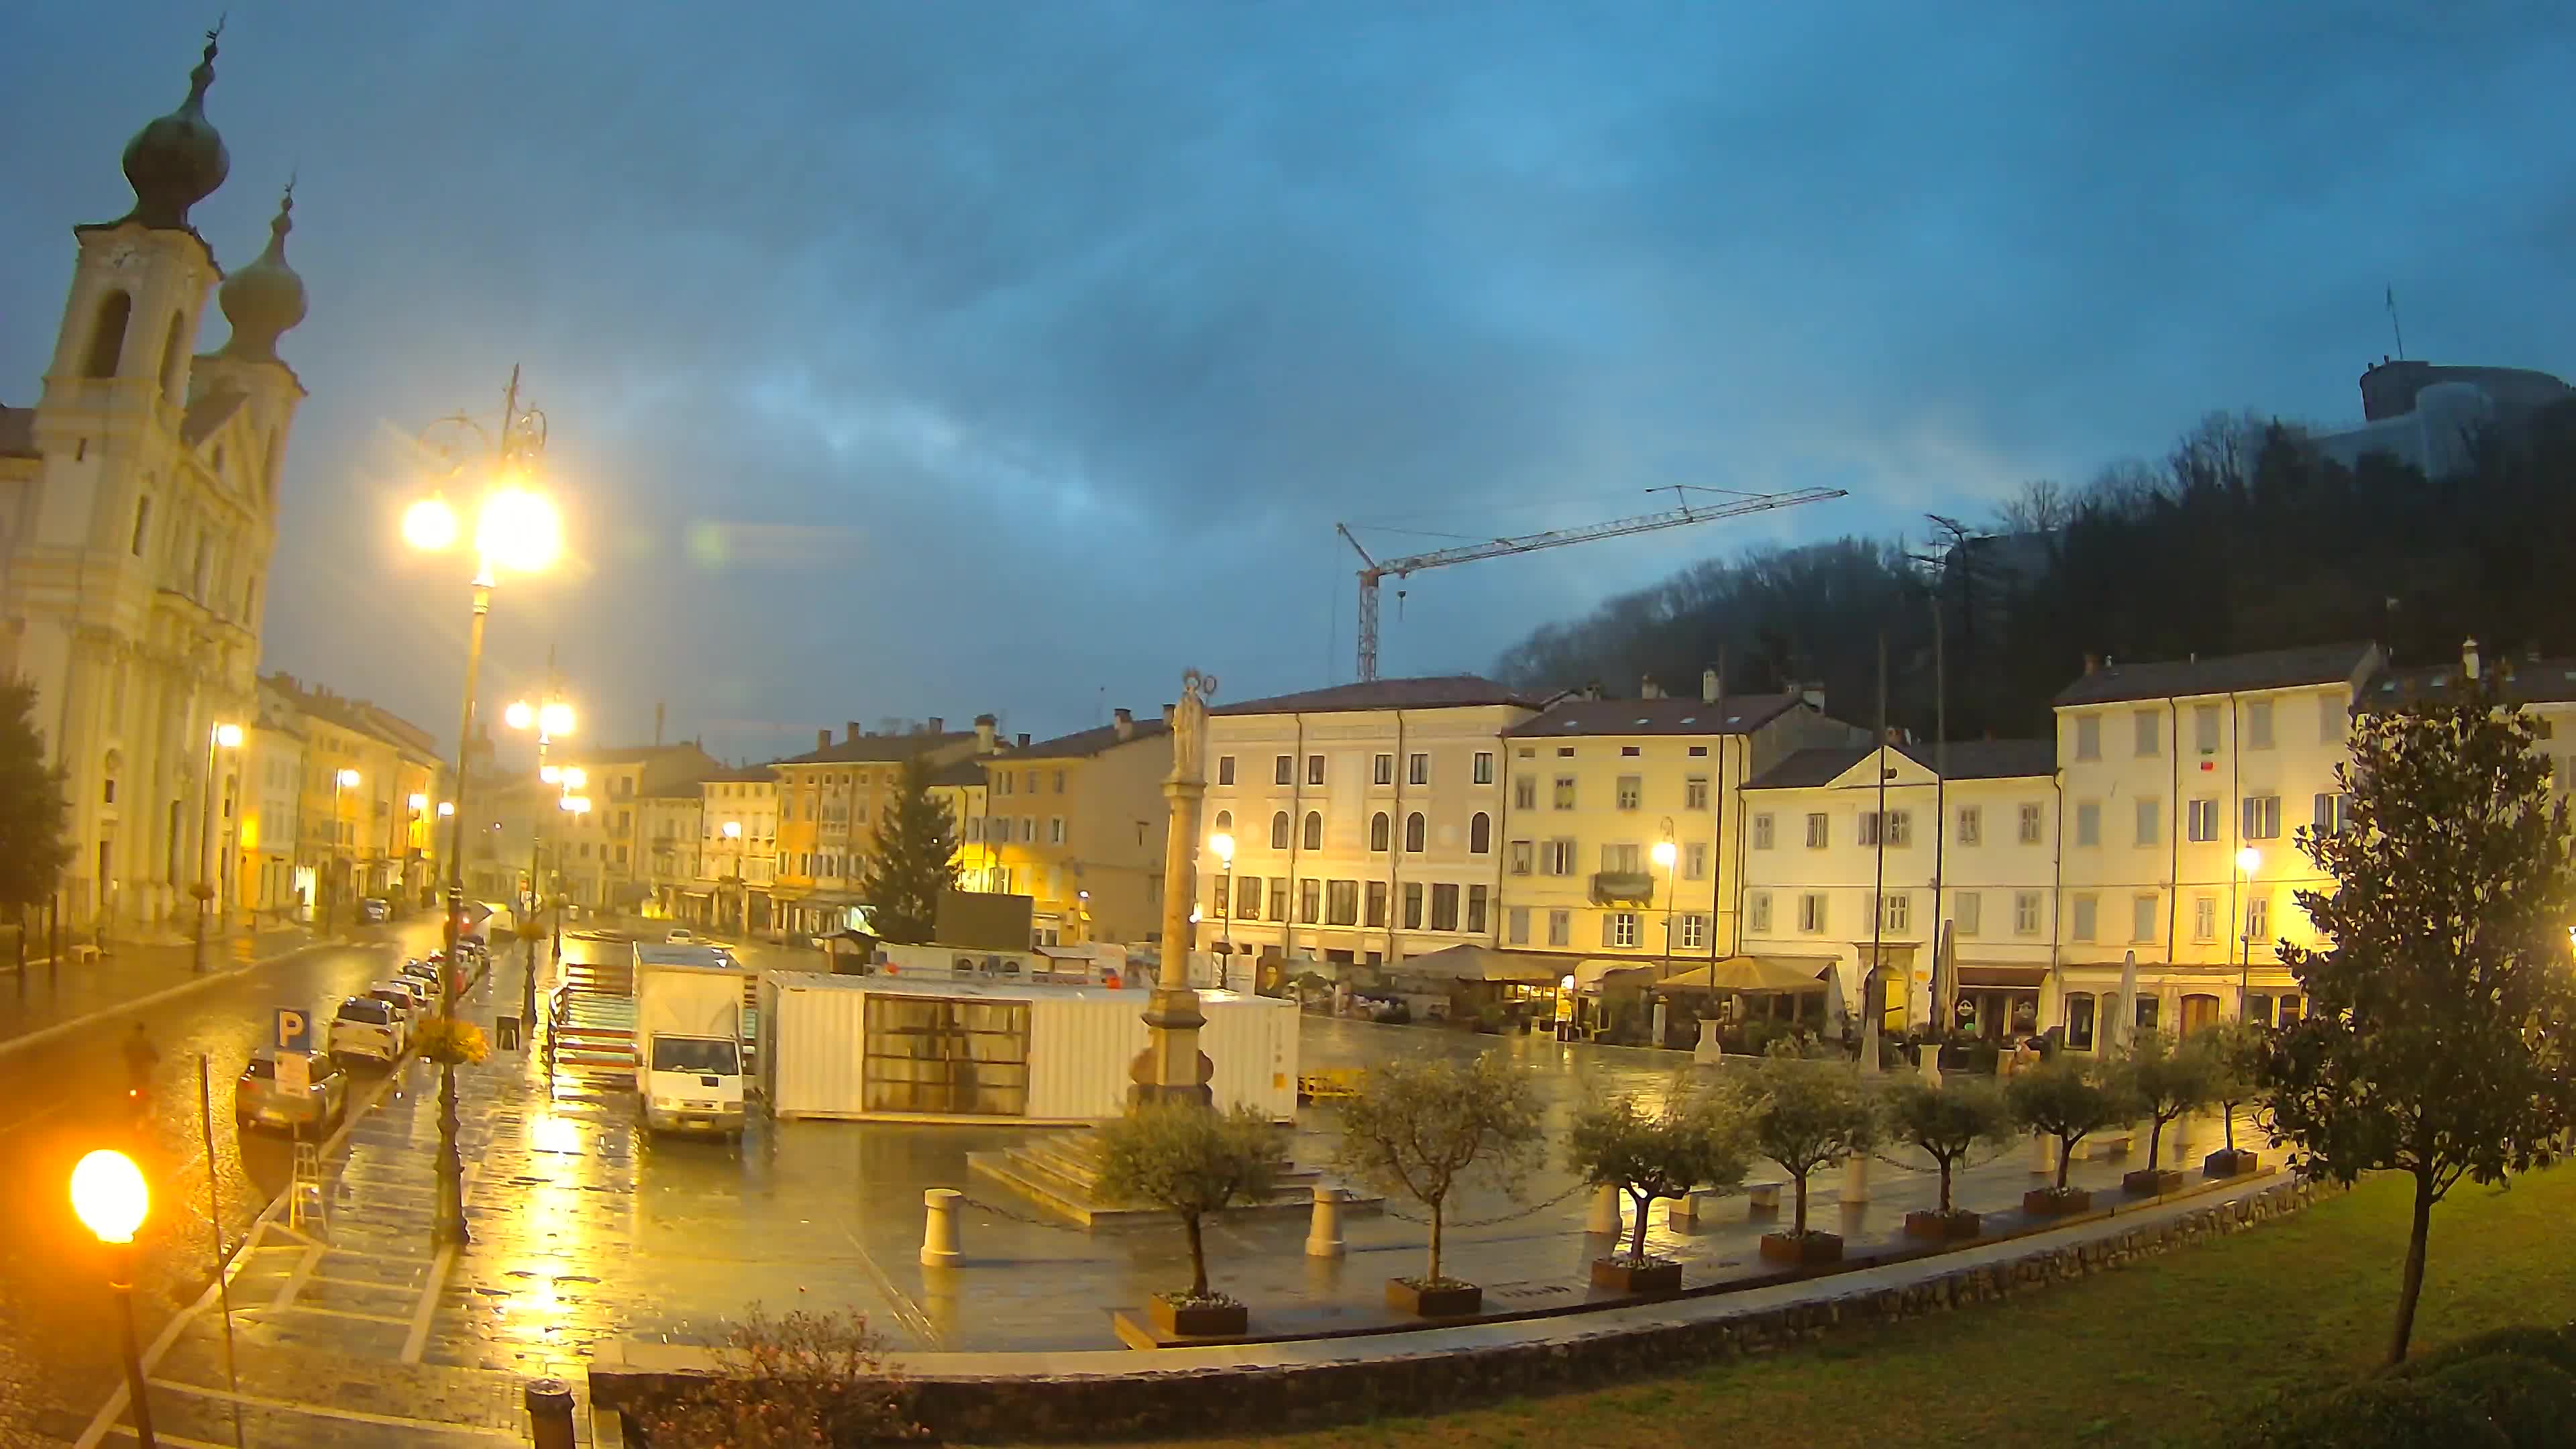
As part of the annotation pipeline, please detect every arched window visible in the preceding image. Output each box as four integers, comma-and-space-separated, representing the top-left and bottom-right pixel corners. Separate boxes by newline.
85, 291, 131, 378
1370, 812, 1390, 852
160, 311, 188, 404
1469, 812, 1492, 854
1405, 812, 1426, 853
1212, 809, 1232, 836
1270, 811, 1291, 850
1302, 811, 1322, 851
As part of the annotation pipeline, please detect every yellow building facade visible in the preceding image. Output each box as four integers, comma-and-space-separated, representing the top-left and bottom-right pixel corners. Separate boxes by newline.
967, 708, 1171, 945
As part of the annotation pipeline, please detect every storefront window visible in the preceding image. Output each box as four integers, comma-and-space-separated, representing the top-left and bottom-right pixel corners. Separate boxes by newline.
2135, 995, 2159, 1033
2065, 992, 2096, 1050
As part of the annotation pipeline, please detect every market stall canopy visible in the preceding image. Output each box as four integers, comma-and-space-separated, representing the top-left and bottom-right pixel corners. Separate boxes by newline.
1653, 955, 1831, 994
1385, 945, 1564, 984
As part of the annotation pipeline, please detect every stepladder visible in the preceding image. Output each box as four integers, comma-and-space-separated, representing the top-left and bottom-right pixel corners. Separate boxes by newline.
287, 1138, 328, 1232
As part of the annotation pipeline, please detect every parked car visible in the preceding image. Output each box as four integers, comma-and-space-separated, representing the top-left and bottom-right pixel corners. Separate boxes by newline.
667, 927, 694, 944
235, 1051, 350, 1134
368, 980, 426, 1026
328, 996, 405, 1067
359, 897, 390, 924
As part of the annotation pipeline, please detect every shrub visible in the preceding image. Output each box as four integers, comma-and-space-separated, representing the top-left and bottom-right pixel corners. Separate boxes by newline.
2419, 1353, 2576, 1447
2239, 1375, 2510, 1448
412, 1018, 489, 1066
1875, 1075, 2015, 1214
2390, 1324, 2576, 1381
1094, 1102, 1279, 1303
2113, 1028, 2219, 1169
627, 1303, 918, 1447
2007, 1057, 2136, 1191
1566, 1075, 1751, 1265
1332, 1053, 1544, 1287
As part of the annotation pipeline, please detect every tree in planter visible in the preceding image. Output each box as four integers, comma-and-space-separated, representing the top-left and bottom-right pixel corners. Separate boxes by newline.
1332, 1052, 1544, 1293
2267, 669, 2576, 1365
2007, 1057, 2136, 1193
1566, 1079, 1751, 1266
629, 1302, 917, 1447
2198, 1018, 2269, 1165
1093, 1101, 1280, 1305
0, 678, 72, 926
2114, 1029, 2219, 1173
856, 753, 961, 945
1747, 1043, 1878, 1239
1876, 1075, 2016, 1218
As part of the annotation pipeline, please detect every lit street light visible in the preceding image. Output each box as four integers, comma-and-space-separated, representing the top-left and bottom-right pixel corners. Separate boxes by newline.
327, 767, 359, 935
70, 1148, 155, 1448
195, 722, 241, 972
1652, 824, 1679, 985
407, 366, 561, 1250
2237, 845, 2262, 1020
1209, 830, 1235, 988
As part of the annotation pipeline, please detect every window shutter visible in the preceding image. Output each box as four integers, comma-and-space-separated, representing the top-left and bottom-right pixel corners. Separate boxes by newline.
1601, 913, 1616, 948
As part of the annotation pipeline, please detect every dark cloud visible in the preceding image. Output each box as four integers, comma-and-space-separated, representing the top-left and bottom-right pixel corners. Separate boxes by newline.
5, 2, 2571, 761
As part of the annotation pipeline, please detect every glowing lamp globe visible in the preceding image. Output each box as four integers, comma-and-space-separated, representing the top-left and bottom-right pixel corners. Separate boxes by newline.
402, 496, 460, 552
335, 768, 360, 788
2235, 847, 2261, 874
540, 702, 574, 737
1209, 831, 1234, 865
504, 700, 534, 731
1650, 840, 1678, 869
213, 722, 244, 749
476, 488, 561, 576
70, 1150, 148, 1245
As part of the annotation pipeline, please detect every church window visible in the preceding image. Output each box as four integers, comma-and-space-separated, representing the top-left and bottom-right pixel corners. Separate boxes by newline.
159, 311, 187, 403
85, 291, 131, 378
130, 496, 152, 557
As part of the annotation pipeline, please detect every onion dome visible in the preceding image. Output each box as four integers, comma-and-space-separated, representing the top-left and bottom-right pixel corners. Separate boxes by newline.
117, 25, 231, 230
217, 184, 307, 362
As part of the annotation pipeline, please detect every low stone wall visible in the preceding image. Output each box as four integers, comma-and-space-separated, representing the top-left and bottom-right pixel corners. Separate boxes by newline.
597, 1177, 2326, 1444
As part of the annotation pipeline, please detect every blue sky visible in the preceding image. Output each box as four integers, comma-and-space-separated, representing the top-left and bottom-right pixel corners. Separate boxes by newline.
5, 2, 2572, 763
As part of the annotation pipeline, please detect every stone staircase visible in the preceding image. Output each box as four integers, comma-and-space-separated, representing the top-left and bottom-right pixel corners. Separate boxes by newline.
547, 934, 763, 1085
969, 1127, 1383, 1228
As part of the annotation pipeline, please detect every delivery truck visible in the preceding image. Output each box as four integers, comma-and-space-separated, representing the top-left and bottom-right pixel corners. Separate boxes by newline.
632, 943, 748, 1138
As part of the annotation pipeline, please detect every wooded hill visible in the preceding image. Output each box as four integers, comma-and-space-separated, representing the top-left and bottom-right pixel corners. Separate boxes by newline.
1493, 402, 2576, 739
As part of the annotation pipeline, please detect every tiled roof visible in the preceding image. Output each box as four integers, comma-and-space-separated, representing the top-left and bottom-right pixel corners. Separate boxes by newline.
566, 743, 715, 766
1503, 694, 1801, 739
1745, 737, 2055, 790
0, 406, 34, 458
699, 765, 780, 784
1214, 675, 1537, 717
773, 731, 974, 765
2051, 641, 2380, 708
928, 758, 989, 788
2361, 655, 2576, 710
1007, 718, 1170, 760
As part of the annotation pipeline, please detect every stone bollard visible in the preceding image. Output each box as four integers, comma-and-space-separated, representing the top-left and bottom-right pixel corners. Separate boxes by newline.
2031, 1132, 2054, 1175
525, 1377, 576, 1449
920, 1187, 964, 1267
1841, 1152, 1871, 1204
1585, 1183, 1623, 1236
1305, 1185, 1346, 1258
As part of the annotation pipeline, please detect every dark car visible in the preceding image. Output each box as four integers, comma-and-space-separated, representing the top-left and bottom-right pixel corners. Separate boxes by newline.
234, 1051, 351, 1134
359, 897, 390, 924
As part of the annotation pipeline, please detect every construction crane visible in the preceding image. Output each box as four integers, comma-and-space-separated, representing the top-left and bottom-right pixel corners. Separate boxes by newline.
1337, 485, 1847, 681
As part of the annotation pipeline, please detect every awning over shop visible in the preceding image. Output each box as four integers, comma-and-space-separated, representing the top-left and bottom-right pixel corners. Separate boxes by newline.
1957, 965, 2049, 989
1652, 955, 1831, 994
1385, 945, 1565, 984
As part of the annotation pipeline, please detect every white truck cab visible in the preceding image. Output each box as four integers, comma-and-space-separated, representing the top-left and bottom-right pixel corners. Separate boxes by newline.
632, 944, 747, 1137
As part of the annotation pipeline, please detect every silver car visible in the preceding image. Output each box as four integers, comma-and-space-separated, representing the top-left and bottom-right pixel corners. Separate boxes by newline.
235, 1051, 351, 1134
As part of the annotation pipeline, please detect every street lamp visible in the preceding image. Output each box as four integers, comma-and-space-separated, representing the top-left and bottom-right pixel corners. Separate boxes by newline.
1209, 831, 1235, 989
406, 367, 559, 1250
2236, 845, 2262, 1020
329, 767, 359, 934
507, 675, 575, 1028
71, 1148, 156, 1448
195, 722, 241, 972
1651, 823, 1679, 980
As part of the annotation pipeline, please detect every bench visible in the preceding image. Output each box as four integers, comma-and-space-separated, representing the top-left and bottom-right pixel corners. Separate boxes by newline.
1745, 1180, 1785, 1213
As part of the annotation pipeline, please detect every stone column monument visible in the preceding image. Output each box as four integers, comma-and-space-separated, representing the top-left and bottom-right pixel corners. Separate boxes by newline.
1131, 668, 1218, 1108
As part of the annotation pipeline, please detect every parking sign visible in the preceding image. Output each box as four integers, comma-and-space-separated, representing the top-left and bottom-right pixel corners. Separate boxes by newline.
274, 1051, 311, 1098
274, 1007, 311, 1054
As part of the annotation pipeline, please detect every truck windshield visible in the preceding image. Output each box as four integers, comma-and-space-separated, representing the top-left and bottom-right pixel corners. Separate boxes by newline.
651, 1038, 739, 1075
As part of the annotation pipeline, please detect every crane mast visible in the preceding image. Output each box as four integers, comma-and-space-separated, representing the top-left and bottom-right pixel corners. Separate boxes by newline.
1338, 486, 1847, 681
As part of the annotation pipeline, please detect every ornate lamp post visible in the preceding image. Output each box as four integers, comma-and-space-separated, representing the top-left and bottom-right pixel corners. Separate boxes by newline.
508, 689, 575, 1026
71, 1148, 155, 1448
403, 368, 561, 1248
195, 722, 241, 971
1209, 830, 1235, 990
1132, 669, 1217, 1106
2235, 845, 2261, 1020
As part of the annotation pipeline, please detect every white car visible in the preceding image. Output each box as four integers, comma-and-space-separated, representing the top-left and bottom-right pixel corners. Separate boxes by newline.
667, 927, 694, 943
329, 995, 405, 1067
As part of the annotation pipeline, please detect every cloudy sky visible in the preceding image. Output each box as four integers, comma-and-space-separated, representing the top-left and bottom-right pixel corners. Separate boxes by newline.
5, 3, 2571, 763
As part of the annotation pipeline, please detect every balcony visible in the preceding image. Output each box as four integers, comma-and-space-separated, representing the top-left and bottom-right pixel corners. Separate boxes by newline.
1591, 871, 1654, 905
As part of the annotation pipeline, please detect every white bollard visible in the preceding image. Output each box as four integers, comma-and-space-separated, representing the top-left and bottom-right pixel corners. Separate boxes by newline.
1305, 1186, 1346, 1258
2030, 1132, 2054, 1176
920, 1187, 963, 1267
1585, 1183, 1623, 1236
1841, 1152, 1872, 1205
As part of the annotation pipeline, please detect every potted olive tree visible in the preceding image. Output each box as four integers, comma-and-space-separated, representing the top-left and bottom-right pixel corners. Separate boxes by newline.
2199, 1019, 2269, 1177
2007, 1057, 2135, 1216
1333, 1052, 1544, 1318
1094, 1101, 1280, 1338
2116, 1030, 2216, 1196
1878, 1075, 2016, 1240
1568, 1078, 1749, 1295
1748, 1044, 1878, 1265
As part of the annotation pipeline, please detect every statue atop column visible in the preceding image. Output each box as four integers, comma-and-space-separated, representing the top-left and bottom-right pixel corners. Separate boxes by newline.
1171, 668, 1216, 784
1134, 666, 1218, 1108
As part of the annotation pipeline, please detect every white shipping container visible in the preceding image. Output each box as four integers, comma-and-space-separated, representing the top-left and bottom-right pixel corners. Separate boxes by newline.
761, 971, 1297, 1124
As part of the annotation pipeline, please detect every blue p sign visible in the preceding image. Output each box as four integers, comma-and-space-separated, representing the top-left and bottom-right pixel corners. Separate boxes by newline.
274, 1007, 311, 1054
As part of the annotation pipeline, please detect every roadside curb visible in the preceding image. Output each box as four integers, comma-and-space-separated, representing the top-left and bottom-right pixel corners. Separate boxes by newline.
0, 936, 352, 1062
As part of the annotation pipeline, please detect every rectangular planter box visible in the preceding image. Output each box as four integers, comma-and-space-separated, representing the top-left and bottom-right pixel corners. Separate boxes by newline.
1758, 1230, 1844, 1265
1589, 1257, 1683, 1296
2123, 1167, 2186, 1197
1385, 1279, 1483, 1318
2204, 1148, 2260, 1178
2023, 1187, 2094, 1217
1903, 1209, 1982, 1241
1148, 1296, 1248, 1338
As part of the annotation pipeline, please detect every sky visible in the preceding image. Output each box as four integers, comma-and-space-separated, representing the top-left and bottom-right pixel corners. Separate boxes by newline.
5, 2, 2573, 766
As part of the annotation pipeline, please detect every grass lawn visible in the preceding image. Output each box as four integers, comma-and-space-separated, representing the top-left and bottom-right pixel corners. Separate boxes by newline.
1085, 1165, 2575, 1449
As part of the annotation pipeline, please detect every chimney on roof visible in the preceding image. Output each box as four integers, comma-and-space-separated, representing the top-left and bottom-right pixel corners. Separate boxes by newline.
1163, 703, 1176, 726
975, 714, 998, 754
1113, 707, 1134, 741
845, 721, 862, 744
817, 729, 831, 751
926, 716, 945, 735
1802, 686, 1827, 714
1016, 733, 1031, 749
1640, 675, 1662, 700
2083, 653, 2100, 676
1582, 682, 1603, 702
2462, 637, 2481, 680
1701, 667, 1719, 704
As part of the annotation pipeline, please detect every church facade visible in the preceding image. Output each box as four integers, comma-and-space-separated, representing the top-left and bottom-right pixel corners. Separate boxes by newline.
0, 30, 309, 931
